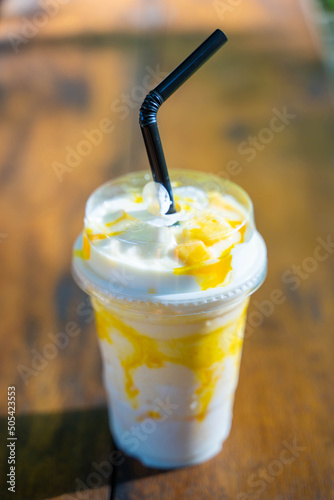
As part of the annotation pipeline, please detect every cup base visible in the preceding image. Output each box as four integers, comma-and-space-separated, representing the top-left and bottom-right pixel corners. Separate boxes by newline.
112, 431, 224, 469
108, 406, 232, 469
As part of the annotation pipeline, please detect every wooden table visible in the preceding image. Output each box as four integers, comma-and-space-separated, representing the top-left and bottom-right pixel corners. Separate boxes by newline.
0, 31, 333, 499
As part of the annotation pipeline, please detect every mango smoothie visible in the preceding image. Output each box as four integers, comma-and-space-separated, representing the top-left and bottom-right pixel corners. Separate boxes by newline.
72, 170, 267, 468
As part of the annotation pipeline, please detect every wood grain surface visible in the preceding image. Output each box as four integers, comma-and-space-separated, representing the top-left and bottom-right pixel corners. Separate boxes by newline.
0, 30, 333, 500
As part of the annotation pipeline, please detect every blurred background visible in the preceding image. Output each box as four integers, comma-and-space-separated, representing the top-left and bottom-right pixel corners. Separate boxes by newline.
0, 1, 334, 499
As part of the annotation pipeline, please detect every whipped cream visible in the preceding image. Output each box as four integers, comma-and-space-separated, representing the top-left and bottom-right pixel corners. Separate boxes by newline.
73, 170, 266, 305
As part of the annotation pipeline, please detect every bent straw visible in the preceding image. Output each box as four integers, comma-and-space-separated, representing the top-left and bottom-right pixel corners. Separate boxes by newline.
139, 29, 228, 214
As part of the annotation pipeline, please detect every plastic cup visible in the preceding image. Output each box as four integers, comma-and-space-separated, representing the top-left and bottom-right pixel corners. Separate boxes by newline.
72, 170, 267, 468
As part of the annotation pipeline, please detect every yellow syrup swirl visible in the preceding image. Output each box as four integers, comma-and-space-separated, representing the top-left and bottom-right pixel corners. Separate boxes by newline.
73, 232, 91, 260
174, 245, 234, 290
93, 299, 248, 420
86, 211, 138, 242
136, 410, 162, 422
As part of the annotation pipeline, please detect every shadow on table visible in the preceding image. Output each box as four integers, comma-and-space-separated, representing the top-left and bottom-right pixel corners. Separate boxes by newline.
0, 407, 171, 500
110, 453, 172, 500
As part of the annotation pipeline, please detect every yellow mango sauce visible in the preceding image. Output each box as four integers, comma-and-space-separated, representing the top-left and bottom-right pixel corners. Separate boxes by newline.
93, 299, 248, 421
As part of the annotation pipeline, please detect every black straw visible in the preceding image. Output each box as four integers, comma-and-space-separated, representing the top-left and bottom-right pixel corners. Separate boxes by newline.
139, 29, 228, 214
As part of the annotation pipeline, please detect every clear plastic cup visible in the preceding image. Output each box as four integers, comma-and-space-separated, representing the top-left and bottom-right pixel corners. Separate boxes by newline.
72, 170, 267, 468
